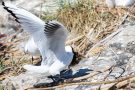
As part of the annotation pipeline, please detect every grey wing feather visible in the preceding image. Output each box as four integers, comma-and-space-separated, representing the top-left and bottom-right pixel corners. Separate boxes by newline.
44, 21, 61, 37
44, 20, 68, 54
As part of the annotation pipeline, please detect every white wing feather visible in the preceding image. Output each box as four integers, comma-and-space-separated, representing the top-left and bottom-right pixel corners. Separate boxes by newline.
3, 3, 45, 34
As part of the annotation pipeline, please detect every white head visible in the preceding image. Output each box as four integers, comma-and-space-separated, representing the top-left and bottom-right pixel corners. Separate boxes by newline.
65, 45, 73, 52
65, 46, 85, 66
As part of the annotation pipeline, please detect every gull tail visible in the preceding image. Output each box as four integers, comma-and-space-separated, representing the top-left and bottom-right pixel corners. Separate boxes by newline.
23, 65, 50, 76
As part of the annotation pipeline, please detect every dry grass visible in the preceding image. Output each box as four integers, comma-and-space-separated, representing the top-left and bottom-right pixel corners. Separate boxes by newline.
0, 34, 31, 77
56, 0, 127, 57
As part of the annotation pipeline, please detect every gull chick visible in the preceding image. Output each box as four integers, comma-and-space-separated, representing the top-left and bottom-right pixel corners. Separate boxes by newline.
2, 1, 74, 76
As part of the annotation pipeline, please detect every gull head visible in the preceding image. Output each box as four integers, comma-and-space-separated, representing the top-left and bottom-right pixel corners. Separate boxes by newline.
66, 46, 85, 66
65, 45, 73, 52
65, 46, 81, 66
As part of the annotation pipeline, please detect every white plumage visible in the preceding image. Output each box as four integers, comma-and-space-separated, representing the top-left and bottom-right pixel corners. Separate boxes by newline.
2, 1, 74, 76
24, 37, 40, 56
106, 0, 135, 7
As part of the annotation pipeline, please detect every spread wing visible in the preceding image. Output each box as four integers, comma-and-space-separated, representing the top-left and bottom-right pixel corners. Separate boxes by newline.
44, 21, 67, 54
2, 2, 45, 34
2, 1, 68, 65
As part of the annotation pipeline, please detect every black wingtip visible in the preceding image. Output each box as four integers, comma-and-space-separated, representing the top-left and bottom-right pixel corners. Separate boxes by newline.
2, 1, 5, 6
2, 1, 20, 23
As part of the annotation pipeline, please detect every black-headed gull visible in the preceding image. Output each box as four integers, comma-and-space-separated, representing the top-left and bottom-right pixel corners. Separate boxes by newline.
106, 0, 135, 8
2, 1, 74, 76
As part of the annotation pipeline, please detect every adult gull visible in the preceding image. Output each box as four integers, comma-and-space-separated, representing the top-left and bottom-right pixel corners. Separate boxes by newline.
2, 1, 74, 76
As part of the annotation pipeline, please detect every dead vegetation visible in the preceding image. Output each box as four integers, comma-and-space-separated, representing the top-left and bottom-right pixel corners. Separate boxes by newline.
56, 0, 129, 56
1, 0, 135, 89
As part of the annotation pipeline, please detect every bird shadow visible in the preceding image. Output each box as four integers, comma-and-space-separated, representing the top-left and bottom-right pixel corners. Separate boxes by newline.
34, 68, 93, 88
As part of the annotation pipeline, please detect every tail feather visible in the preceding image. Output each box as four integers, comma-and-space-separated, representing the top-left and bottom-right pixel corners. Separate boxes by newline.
23, 65, 50, 76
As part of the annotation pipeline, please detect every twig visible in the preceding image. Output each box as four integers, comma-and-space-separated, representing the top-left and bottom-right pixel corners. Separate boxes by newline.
86, 12, 128, 57
0, 67, 12, 75
116, 76, 135, 89
66, 35, 84, 45
73, 65, 114, 81
108, 46, 119, 60
27, 74, 135, 90
98, 66, 115, 89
